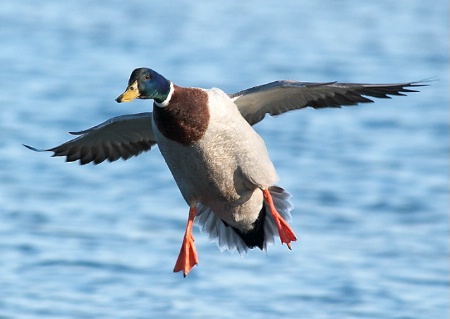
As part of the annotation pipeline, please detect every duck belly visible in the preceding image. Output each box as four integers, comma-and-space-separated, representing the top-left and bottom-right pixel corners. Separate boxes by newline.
154, 114, 277, 231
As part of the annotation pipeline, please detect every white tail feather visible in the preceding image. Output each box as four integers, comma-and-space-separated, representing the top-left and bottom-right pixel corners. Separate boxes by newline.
195, 186, 294, 254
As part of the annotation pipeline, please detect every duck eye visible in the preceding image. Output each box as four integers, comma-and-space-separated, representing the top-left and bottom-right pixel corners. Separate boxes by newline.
145, 74, 151, 80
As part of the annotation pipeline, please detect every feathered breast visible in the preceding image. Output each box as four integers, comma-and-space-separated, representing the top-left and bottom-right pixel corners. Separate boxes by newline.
153, 85, 210, 145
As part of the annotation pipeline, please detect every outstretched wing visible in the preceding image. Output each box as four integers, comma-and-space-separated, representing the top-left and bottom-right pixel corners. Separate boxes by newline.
24, 112, 156, 165
230, 81, 424, 125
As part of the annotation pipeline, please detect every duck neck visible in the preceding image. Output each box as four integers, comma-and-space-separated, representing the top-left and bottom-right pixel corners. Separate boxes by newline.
154, 81, 174, 106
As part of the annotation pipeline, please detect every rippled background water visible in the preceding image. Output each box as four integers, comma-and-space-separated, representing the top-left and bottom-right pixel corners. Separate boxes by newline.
0, 1, 448, 318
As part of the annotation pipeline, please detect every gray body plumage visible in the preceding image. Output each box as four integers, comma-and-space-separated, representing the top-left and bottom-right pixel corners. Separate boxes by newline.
154, 88, 277, 231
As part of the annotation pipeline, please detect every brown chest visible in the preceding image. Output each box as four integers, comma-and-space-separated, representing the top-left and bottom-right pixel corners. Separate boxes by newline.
153, 86, 210, 145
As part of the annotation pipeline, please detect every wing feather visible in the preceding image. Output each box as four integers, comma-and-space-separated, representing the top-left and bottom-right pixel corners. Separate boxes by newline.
24, 112, 156, 165
230, 81, 425, 125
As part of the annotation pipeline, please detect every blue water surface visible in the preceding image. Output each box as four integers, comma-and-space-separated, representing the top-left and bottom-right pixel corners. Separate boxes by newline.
0, 1, 448, 318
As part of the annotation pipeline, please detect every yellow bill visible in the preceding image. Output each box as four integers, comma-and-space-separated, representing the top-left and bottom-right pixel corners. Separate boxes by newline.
116, 81, 139, 103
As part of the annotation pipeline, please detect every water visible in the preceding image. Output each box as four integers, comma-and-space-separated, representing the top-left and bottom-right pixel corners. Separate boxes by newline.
0, 1, 448, 318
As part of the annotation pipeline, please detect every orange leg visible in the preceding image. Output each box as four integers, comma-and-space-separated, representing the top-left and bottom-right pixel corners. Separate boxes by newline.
173, 206, 199, 277
263, 188, 297, 249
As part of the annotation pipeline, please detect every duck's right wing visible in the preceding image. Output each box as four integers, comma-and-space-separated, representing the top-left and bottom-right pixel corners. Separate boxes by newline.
231, 81, 424, 126
24, 112, 156, 165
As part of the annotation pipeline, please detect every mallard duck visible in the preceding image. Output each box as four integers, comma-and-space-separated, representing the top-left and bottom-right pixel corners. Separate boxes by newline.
25, 68, 423, 276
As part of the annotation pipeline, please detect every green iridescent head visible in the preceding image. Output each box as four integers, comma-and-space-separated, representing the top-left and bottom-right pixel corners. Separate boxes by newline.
116, 68, 171, 104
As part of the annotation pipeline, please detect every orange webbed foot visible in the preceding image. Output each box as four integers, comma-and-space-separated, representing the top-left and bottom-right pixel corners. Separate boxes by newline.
173, 207, 199, 277
263, 188, 297, 249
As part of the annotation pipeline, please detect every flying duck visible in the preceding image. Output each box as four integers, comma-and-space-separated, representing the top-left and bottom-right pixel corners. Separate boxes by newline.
25, 68, 423, 276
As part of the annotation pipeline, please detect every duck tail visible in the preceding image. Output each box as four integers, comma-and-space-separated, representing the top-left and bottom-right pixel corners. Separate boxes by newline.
195, 186, 294, 254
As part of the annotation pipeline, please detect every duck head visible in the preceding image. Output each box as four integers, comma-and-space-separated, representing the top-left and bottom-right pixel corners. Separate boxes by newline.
116, 68, 171, 104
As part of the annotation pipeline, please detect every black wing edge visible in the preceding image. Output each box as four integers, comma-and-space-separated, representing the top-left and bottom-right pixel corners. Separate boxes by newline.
349, 81, 429, 98
230, 79, 432, 100
22, 112, 155, 165
23, 139, 153, 165
23, 144, 47, 152
229, 80, 338, 98
306, 81, 429, 109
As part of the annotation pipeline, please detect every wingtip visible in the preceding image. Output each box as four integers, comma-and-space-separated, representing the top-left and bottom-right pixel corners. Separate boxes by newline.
69, 130, 88, 135
403, 79, 433, 90
415, 77, 437, 85
23, 144, 46, 152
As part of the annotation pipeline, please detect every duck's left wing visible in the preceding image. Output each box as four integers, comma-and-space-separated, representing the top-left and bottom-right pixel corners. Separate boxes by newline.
230, 81, 424, 125
24, 112, 156, 165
